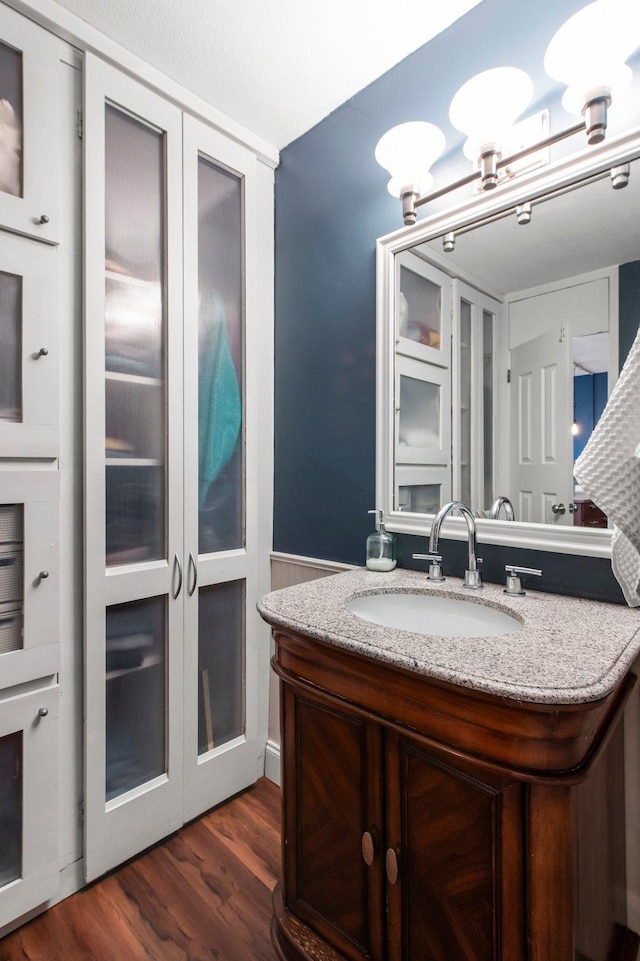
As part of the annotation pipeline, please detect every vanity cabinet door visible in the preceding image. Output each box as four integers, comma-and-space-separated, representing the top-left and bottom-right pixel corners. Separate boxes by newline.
281, 685, 385, 961
385, 733, 525, 961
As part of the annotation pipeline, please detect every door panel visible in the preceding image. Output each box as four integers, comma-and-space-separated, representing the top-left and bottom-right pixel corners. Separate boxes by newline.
84, 55, 184, 882
0, 472, 59, 690
510, 328, 572, 524
0, 4, 62, 245
282, 687, 385, 961
182, 115, 259, 821
0, 234, 59, 456
386, 734, 524, 961
0, 684, 59, 927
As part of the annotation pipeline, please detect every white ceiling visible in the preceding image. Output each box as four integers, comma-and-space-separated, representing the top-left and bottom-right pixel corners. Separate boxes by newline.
53, 0, 483, 149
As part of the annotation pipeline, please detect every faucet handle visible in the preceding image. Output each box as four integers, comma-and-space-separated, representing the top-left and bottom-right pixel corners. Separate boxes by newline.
412, 553, 445, 582
504, 565, 542, 596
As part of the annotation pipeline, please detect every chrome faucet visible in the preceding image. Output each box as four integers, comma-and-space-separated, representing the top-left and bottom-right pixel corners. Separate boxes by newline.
413, 500, 483, 589
490, 496, 515, 521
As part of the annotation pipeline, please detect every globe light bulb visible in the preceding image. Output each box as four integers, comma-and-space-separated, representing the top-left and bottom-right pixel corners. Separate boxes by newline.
449, 67, 534, 161
544, 0, 640, 118
374, 121, 446, 198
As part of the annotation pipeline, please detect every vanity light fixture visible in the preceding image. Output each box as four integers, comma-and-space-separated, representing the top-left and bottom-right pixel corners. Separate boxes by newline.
611, 161, 631, 187
374, 121, 446, 225
516, 202, 532, 225
449, 67, 534, 190
375, 0, 640, 225
543, 0, 640, 144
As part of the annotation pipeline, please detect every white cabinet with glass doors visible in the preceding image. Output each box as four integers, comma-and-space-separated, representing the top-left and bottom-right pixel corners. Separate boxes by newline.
0, 3, 64, 925
394, 252, 452, 514
84, 56, 261, 880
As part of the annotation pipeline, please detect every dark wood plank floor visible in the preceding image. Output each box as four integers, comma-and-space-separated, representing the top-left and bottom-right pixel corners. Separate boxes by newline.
1, 777, 281, 961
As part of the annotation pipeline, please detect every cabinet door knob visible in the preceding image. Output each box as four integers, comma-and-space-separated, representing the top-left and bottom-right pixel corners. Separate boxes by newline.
361, 830, 378, 866
37, 347, 49, 357
38, 707, 49, 717
39, 570, 50, 580
385, 847, 399, 885
38, 214, 50, 224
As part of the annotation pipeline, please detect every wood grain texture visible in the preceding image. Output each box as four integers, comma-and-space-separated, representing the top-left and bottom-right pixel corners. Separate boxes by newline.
0, 778, 280, 961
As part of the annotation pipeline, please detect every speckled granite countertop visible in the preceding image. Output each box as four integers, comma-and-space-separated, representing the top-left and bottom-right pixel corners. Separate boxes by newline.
258, 567, 640, 704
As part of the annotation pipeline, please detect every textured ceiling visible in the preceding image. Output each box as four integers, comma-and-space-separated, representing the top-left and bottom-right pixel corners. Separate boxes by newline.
52, 0, 483, 149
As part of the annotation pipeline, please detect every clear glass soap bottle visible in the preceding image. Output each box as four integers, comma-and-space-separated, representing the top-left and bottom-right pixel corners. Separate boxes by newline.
366, 509, 397, 572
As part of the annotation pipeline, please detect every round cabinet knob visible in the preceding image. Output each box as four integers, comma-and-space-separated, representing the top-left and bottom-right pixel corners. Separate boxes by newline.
385, 848, 399, 885
38, 347, 49, 357
38, 707, 49, 717
38, 214, 49, 224
551, 503, 566, 515
39, 570, 50, 579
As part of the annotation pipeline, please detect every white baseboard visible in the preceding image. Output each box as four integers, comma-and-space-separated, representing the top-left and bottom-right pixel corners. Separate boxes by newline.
265, 738, 281, 786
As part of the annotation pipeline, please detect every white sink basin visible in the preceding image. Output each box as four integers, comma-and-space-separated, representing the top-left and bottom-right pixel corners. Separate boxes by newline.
345, 591, 522, 638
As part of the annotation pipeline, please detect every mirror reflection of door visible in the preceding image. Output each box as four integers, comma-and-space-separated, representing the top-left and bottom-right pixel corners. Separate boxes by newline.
507, 275, 612, 528
509, 327, 572, 524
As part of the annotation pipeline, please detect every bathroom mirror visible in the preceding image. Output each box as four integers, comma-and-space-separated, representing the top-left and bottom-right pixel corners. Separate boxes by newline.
376, 130, 640, 556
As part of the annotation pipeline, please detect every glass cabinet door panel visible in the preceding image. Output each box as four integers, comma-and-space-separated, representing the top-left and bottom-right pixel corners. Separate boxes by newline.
0, 272, 22, 422
197, 156, 244, 555
105, 596, 166, 802
0, 4, 63, 244
104, 105, 167, 567
0, 731, 22, 888
0, 504, 23, 656
459, 299, 472, 506
395, 252, 451, 367
483, 309, 495, 510
0, 235, 58, 457
197, 580, 245, 755
0, 41, 22, 199
395, 356, 451, 468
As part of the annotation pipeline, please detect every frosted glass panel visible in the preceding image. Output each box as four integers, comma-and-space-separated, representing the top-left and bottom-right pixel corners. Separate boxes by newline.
106, 596, 166, 801
0, 272, 22, 423
197, 580, 244, 755
197, 156, 244, 554
104, 105, 166, 567
398, 376, 441, 450
399, 266, 442, 350
398, 484, 441, 514
0, 42, 22, 197
0, 504, 23, 655
0, 732, 22, 887
459, 300, 471, 506
483, 310, 494, 509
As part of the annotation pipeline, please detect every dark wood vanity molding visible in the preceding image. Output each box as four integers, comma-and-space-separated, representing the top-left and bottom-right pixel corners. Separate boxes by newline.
266, 619, 639, 961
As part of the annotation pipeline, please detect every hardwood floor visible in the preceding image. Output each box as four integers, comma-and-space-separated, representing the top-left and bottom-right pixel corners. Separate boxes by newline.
1, 777, 281, 961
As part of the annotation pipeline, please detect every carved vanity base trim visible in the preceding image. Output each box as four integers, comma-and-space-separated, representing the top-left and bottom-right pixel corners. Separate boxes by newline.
272, 884, 347, 961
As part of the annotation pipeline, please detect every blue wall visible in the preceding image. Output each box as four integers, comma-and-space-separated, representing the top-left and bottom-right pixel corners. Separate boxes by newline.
274, 0, 640, 603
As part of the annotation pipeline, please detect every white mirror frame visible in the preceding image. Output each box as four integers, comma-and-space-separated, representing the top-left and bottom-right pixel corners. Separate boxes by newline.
376, 125, 640, 558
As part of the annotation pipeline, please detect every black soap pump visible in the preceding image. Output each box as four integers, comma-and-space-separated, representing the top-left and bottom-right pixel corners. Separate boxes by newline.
366, 509, 397, 572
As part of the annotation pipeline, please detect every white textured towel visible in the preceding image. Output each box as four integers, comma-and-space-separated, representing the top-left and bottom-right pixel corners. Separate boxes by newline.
574, 326, 640, 607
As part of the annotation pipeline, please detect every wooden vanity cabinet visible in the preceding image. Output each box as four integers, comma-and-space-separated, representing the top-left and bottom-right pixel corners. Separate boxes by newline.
271, 626, 638, 961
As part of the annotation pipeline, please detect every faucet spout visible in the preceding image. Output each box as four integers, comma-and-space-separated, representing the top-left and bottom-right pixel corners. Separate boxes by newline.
490, 496, 515, 521
429, 500, 482, 589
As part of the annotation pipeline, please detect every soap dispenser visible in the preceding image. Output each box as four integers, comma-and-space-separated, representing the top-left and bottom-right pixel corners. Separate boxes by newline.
366, 509, 397, 572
